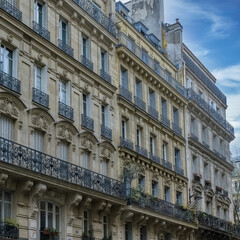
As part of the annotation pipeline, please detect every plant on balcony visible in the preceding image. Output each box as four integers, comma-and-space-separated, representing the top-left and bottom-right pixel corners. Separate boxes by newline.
181, 204, 188, 210
82, 225, 94, 240
102, 233, 112, 240
43, 227, 59, 237
4, 219, 19, 228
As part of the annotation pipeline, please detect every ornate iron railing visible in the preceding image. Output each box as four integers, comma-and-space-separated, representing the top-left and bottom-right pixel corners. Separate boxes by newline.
162, 159, 172, 170
81, 114, 94, 131
81, 55, 93, 71
119, 86, 132, 102
32, 21, 50, 41
58, 39, 74, 57
187, 88, 234, 136
161, 115, 170, 128
0, 0, 22, 21
172, 123, 182, 136
120, 137, 134, 151
148, 106, 159, 120
32, 87, 49, 108
136, 145, 148, 158
0, 70, 21, 94
101, 125, 112, 140
100, 69, 111, 84
134, 96, 146, 111
0, 137, 125, 199
150, 153, 161, 164
197, 211, 240, 236
190, 133, 199, 141
117, 33, 187, 98
127, 189, 195, 223
59, 101, 74, 121
40, 231, 59, 240
0, 222, 19, 239
174, 165, 184, 176
72, 0, 117, 37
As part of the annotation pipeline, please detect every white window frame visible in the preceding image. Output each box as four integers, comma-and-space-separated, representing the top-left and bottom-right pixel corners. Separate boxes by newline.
34, 65, 47, 92
34, 130, 44, 152
82, 35, 91, 60
59, 79, 70, 105
122, 120, 127, 139
0, 115, 14, 141
120, 67, 128, 89
82, 93, 92, 117
59, 18, 69, 44
100, 48, 108, 73
81, 152, 89, 169
0, 190, 12, 220
59, 141, 69, 161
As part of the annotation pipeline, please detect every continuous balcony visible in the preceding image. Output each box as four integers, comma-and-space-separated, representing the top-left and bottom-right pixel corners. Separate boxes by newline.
134, 96, 146, 111
161, 115, 170, 128
32, 88, 49, 108
81, 114, 94, 131
59, 101, 74, 121
100, 69, 111, 84
72, 0, 117, 37
0, 137, 125, 199
117, 33, 187, 98
58, 39, 74, 57
172, 123, 182, 136
174, 165, 184, 176
120, 137, 134, 151
0, 70, 21, 94
162, 159, 172, 170
0, 0, 22, 21
136, 145, 148, 158
0, 221, 19, 239
81, 55, 93, 71
101, 125, 112, 140
119, 86, 132, 102
187, 88, 234, 136
202, 141, 209, 149
127, 189, 195, 223
150, 153, 161, 164
32, 21, 50, 41
148, 106, 159, 120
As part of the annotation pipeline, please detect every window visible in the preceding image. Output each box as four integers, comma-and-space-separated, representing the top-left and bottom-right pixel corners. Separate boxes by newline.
82, 93, 92, 117
220, 139, 225, 157
206, 202, 211, 214
161, 98, 167, 117
142, 49, 148, 64
83, 210, 89, 234
34, 1, 46, 27
59, 80, 70, 105
162, 142, 167, 161
152, 181, 158, 197
138, 176, 145, 191
6, 0, 16, 6
174, 148, 181, 168
191, 117, 196, 135
103, 215, 108, 238
59, 18, 68, 44
101, 105, 110, 127
34, 130, 44, 152
215, 169, 219, 186
122, 120, 127, 139
173, 107, 179, 126
127, 37, 134, 52
164, 186, 170, 202
121, 67, 128, 89
39, 201, 60, 238
176, 191, 182, 204
192, 156, 198, 174
213, 134, 218, 151
136, 128, 141, 147
100, 49, 108, 73
101, 159, 108, 176
34, 65, 47, 92
202, 126, 208, 144
149, 89, 155, 108
82, 35, 90, 59
59, 142, 68, 161
150, 136, 155, 155
1, 44, 13, 76
140, 226, 147, 240
135, 79, 142, 99
217, 206, 221, 218
0, 190, 12, 220
186, 77, 192, 88
209, 99, 216, 110
125, 222, 132, 240
224, 209, 228, 220
199, 89, 204, 99
0, 115, 14, 140
204, 163, 209, 181
81, 152, 89, 169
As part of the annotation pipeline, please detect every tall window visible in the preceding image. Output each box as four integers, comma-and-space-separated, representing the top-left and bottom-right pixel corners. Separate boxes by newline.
0, 190, 12, 220
138, 176, 145, 191
152, 181, 158, 197
186, 77, 192, 88
176, 191, 182, 204
204, 163, 209, 181
213, 134, 218, 151
82, 93, 91, 117
164, 186, 170, 202
136, 79, 142, 99
191, 117, 196, 135
59, 80, 70, 105
34, 130, 44, 152
34, 65, 47, 92
136, 128, 141, 147
121, 67, 128, 89
217, 206, 221, 218
206, 202, 212, 214
174, 148, 181, 168
103, 215, 108, 238
1, 45, 13, 76
140, 225, 147, 240
59, 19, 68, 44
162, 142, 167, 161
142, 49, 148, 64
101, 159, 108, 176
125, 222, 132, 240
173, 107, 179, 126
82, 35, 90, 59
83, 210, 89, 234
149, 89, 155, 109
215, 169, 219, 186
122, 120, 127, 139
161, 98, 167, 117
101, 105, 110, 127
34, 1, 45, 27
59, 142, 68, 161
192, 156, 198, 174
202, 126, 208, 144
81, 152, 89, 169
150, 136, 155, 155
100, 49, 108, 73
0, 115, 14, 140
127, 37, 134, 52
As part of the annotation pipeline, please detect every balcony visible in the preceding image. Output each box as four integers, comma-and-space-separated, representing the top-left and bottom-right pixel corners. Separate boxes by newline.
0, 221, 19, 239
72, 0, 117, 37
161, 115, 170, 128
172, 123, 182, 136
32, 88, 49, 108
119, 86, 132, 102
150, 153, 161, 164
0, 70, 21, 94
101, 125, 112, 140
59, 102, 74, 121
187, 88, 234, 136
0, 137, 125, 199
100, 69, 111, 84
32, 21, 50, 41
136, 145, 148, 158
162, 159, 172, 170
174, 165, 184, 176
127, 189, 195, 223
202, 141, 209, 149
134, 96, 146, 112
190, 133, 199, 141
120, 137, 134, 151
81, 114, 94, 131
58, 39, 74, 57
117, 32, 187, 98
0, 0, 22, 21
148, 106, 159, 120
81, 56, 93, 71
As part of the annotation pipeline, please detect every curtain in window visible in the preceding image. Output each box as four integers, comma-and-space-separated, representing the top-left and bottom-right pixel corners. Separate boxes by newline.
0, 115, 14, 140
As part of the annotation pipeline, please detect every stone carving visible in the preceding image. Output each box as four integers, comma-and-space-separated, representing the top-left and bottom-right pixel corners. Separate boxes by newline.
0, 173, 8, 185
19, 180, 34, 194
0, 98, 19, 118
57, 123, 76, 142
67, 193, 82, 225
81, 136, 94, 150
32, 113, 48, 131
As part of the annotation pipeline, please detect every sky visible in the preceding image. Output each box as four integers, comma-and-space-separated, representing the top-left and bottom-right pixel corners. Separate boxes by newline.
121, 0, 240, 157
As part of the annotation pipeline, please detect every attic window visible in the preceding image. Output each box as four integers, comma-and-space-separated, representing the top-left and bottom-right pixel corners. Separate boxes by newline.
120, 10, 127, 18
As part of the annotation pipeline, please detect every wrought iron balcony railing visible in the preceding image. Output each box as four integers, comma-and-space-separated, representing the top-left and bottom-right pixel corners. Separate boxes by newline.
187, 88, 234, 136
40, 230, 60, 240
81, 114, 94, 131
0, 221, 19, 239
0, 137, 125, 199
32, 87, 49, 108
119, 86, 132, 102
0, 70, 21, 94
32, 21, 50, 41
148, 106, 159, 120
136, 145, 148, 158
134, 96, 146, 112
172, 123, 182, 136
101, 124, 112, 140
202, 141, 209, 149
117, 33, 187, 98
174, 165, 184, 176
81, 55, 93, 71
58, 39, 74, 57
100, 69, 111, 84
150, 153, 161, 164
0, 0, 22, 21
127, 189, 195, 223
161, 115, 170, 128
120, 137, 134, 151
190, 133, 199, 141
59, 101, 74, 121
72, 0, 117, 37
162, 159, 172, 170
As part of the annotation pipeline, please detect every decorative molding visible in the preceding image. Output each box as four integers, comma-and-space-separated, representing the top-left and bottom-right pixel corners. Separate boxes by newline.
0, 173, 8, 185
0, 98, 19, 118
19, 180, 34, 194
67, 193, 82, 225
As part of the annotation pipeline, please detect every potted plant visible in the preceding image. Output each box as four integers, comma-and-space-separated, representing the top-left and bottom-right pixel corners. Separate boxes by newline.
82, 225, 95, 240
4, 219, 19, 228
43, 228, 59, 240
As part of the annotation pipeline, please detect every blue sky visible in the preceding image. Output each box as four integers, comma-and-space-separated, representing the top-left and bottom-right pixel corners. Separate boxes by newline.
121, 0, 240, 156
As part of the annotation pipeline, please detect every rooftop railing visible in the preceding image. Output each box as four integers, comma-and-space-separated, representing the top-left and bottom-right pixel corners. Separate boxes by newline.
0, 0, 22, 21
0, 70, 21, 94
32, 21, 50, 41
32, 87, 49, 108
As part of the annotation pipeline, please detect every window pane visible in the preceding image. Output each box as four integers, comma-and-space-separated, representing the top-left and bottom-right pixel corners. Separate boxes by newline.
40, 209, 46, 230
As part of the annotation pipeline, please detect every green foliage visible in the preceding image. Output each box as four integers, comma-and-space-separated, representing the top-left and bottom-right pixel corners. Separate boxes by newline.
4, 219, 19, 228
